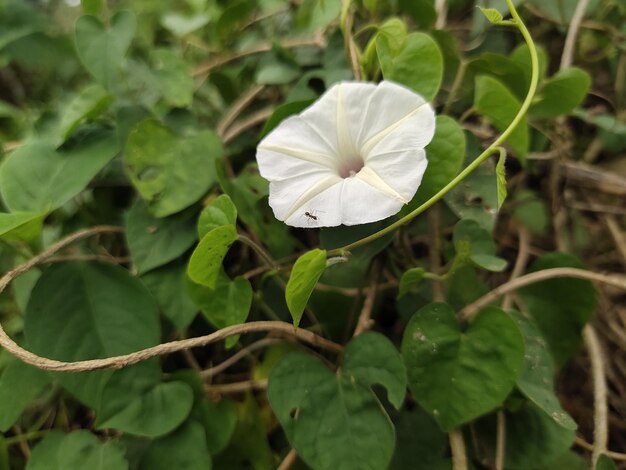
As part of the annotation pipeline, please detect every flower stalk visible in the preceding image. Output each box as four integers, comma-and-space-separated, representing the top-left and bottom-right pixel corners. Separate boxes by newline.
327, 0, 539, 257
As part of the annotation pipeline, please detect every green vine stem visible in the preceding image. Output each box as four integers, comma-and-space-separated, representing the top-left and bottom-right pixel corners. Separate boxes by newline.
327, 0, 539, 257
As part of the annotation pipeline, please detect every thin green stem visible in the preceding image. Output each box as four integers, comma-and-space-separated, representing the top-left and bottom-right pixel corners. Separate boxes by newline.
327, 0, 539, 257
4, 430, 48, 446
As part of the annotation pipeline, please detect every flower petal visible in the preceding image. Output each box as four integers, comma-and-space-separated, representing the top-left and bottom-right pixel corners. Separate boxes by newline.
339, 176, 405, 226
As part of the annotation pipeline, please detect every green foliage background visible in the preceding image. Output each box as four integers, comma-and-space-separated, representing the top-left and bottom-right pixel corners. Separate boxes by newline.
0, 0, 625, 469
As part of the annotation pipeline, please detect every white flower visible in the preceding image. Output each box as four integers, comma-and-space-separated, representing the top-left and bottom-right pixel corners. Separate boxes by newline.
256, 80, 436, 227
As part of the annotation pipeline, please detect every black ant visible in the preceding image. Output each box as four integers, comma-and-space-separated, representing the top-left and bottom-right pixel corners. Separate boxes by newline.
303, 209, 324, 223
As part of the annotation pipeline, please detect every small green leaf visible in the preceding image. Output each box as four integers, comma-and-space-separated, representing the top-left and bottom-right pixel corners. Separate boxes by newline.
453, 219, 507, 272
75, 10, 136, 90
518, 253, 596, 367
139, 421, 212, 470
530, 67, 591, 119
0, 358, 50, 432
125, 199, 197, 274
28, 430, 128, 470
398, 267, 426, 298
475, 75, 528, 160
124, 119, 222, 218
495, 147, 507, 208
268, 333, 405, 470
0, 211, 46, 242
187, 273, 252, 348
478, 6, 504, 24
377, 32, 443, 101
402, 303, 524, 430
597, 454, 618, 470
510, 310, 577, 430
187, 225, 238, 289
259, 99, 314, 138
0, 131, 118, 212
285, 249, 327, 327
197, 194, 237, 238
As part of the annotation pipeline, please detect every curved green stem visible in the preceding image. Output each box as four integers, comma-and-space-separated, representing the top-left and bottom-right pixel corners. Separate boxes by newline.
327, 0, 538, 257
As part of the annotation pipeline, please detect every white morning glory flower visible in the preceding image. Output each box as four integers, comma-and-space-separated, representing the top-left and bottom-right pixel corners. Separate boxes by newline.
256, 80, 436, 227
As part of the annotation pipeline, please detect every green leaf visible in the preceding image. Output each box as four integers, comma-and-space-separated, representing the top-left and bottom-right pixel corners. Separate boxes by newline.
194, 396, 238, 455
96, 381, 194, 437
0, 131, 118, 212
139, 421, 212, 470
453, 219, 507, 272
259, 99, 314, 138
124, 119, 221, 217
518, 253, 596, 367
410, 115, 466, 208
398, 267, 426, 298
141, 261, 198, 330
187, 274, 252, 348
478, 7, 504, 24
75, 10, 136, 89
530, 67, 591, 119
495, 147, 507, 208
58, 84, 111, 141
27, 430, 128, 470
187, 225, 238, 289
343, 332, 407, 408
513, 190, 549, 235
124, 199, 197, 274
197, 194, 237, 238
285, 249, 327, 327
24, 262, 159, 408
402, 303, 524, 430
509, 310, 577, 430
0, 358, 50, 432
150, 48, 194, 107
268, 333, 405, 470
475, 75, 528, 160
377, 32, 444, 101
0, 211, 46, 242
597, 454, 618, 470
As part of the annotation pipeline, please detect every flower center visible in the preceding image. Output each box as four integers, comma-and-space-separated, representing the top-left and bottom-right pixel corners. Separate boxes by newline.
338, 157, 364, 178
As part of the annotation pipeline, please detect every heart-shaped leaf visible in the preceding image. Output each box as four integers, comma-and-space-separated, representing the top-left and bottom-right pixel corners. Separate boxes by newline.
28, 430, 128, 470
0, 211, 46, 242
187, 225, 238, 289
402, 303, 524, 430
268, 332, 406, 470
124, 119, 222, 218
285, 249, 327, 327
75, 10, 136, 89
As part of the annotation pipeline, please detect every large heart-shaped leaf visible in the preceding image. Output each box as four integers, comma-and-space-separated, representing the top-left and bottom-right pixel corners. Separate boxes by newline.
75, 10, 136, 89
124, 119, 222, 217
0, 130, 118, 212
268, 332, 406, 470
402, 303, 524, 430
530, 67, 590, 119
187, 225, 238, 289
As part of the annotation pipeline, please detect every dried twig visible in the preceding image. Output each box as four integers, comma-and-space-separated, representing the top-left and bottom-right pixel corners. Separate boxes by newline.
584, 325, 608, 468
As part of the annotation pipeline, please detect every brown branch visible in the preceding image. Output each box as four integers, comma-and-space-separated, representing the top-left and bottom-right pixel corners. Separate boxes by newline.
217, 84, 265, 139
584, 325, 608, 468
277, 448, 298, 470
502, 227, 530, 310
203, 378, 268, 394
575, 436, 626, 461
200, 337, 281, 378
0, 227, 342, 372
353, 262, 381, 336
458, 268, 626, 321
222, 108, 273, 144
